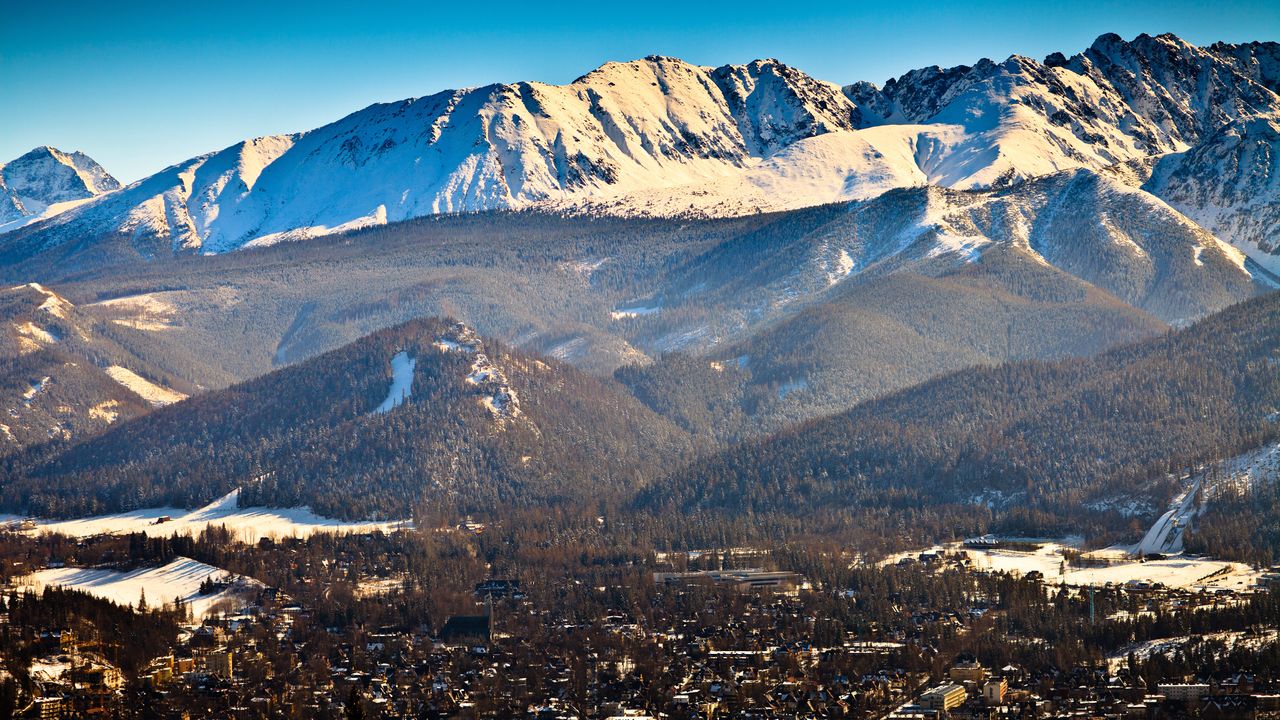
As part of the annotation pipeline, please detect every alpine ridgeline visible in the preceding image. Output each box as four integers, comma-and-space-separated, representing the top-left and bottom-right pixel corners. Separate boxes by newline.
4, 33, 1280, 274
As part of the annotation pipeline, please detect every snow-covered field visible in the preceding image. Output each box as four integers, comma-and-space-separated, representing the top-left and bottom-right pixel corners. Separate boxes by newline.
16, 557, 261, 619
610, 304, 661, 320
973, 543, 1259, 590
893, 539, 1261, 591
356, 575, 409, 598
20, 489, 410, 543
90, 292, 178, 331
897, 440, 1280, 591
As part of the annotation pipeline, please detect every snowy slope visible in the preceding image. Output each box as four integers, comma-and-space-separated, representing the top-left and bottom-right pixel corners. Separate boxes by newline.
103, 365, 188, 406
6, 57, 863, 254
1146, 115, 1280, 273
0, 282, 160, 452
371, 351, 416, 413
20, 556, 263, 619
662, 167, 1256, 332
23, 488, 409, 543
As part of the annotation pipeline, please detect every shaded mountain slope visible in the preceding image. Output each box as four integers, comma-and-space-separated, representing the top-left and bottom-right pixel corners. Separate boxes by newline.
3, 318, 693, 520
617, 247, 1167, 439
642, 290, 1280, 527
0, 282, 197, 455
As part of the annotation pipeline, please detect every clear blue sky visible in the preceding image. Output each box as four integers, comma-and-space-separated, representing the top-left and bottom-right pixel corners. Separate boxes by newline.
3, 0, 1276, 183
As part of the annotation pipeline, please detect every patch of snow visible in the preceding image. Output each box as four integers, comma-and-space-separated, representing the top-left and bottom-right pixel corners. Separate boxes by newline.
465, 352, 521, 421
88, 400, 120, 423
33, 285, 73, 319
1200, 439, 1280, 497
438, 323, 522, 422
967, 490, 1021, 510
777, 378, 809, 399
22, 376, 51, 403
563, 257, 609, 280
896, 536, 1261, 591
1106, 630, 1279, 672
90, 292, 178, 331
104, 366, 187, 406
610, 304, 662, 320
371, 351, 416, 414
14, 321, 58, 350
356, 575, 409, 599
654, 325, 713, 353
547, 337, 588, 361
433, 323, 482, 354
977, 543, 1259, 590
828, 249, 855, 284
29, 656, 74, 682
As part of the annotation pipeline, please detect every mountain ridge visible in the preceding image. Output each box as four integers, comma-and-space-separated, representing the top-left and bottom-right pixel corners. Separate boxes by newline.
0, 146, 119, 227
5, 33, 1280, 268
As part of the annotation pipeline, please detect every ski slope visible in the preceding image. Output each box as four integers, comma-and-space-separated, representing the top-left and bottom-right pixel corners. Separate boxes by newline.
1134, 477, 1202, 556
24, 489, 410, 542
371, 351, 416, 414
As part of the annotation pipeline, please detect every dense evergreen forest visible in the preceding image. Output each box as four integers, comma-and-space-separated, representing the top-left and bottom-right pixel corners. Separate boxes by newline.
616, 249, 1169, 442
639, 289, 1280, 540
2, 318, 692, 520
5, 201, 1218, 452
1, 286, 1279, 559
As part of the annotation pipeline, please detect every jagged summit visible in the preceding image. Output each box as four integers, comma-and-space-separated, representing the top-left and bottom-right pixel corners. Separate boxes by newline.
4, 33, 1280, 272
0, 146, 118, 226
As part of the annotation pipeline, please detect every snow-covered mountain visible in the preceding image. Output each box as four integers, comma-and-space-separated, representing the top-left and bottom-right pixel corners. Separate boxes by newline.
0, 147, 119, 227
650, 166, 1256, 341
1146, 115, 1280, 273
2, 57, 867, 255
3, 33, 1279, 268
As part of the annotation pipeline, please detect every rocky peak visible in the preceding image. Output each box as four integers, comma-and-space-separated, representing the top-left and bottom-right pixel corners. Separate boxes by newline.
0, 146, 118, 224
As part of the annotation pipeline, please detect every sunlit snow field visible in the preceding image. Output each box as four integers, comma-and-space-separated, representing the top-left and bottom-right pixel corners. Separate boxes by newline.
9, 489, 410, 543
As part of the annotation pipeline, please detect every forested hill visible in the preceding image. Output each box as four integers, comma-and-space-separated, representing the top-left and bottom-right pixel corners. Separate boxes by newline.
640, 290, 1280, 530
2, 317, 693, 520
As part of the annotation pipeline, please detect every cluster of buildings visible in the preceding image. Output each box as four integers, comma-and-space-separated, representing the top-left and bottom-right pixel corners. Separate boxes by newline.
18, 628, 126, 718
895, 660, 1280, 720
6, 544, 1280, 719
